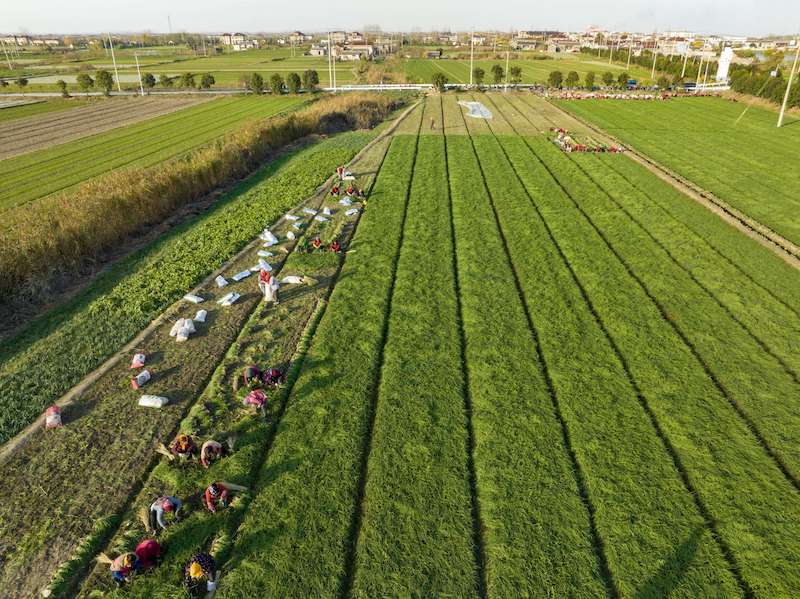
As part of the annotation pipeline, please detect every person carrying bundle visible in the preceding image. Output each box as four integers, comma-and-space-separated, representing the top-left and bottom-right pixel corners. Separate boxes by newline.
170, 434, 198, 461
200, 439, 229, 469
258, 268, 279, 304
204, 482, 230, 513
149, 495, 182, 532
184, 552, 218, 597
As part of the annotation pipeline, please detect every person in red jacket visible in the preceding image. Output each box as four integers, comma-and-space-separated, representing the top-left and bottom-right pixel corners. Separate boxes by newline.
311, 237, 322, 251
170, 434, 198, 461
204, 482, 230, 513
329, 239, 341, 253
134, 538, 163, 569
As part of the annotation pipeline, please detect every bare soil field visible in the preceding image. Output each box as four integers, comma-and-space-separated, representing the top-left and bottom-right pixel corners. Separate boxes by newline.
0, 96, 207, 159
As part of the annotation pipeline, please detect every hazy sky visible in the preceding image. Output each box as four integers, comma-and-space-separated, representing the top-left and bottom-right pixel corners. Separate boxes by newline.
5, 0, 798, 36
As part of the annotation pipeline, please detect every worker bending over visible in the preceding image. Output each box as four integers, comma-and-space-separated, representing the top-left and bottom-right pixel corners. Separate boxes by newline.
110, 553, 139, 587
204, 482, 230, 513
149, 495, 182, 532
200, 439, 228, 469
258, 269, 279, 304
170, 434, 198, 461
184, 552, 218, 597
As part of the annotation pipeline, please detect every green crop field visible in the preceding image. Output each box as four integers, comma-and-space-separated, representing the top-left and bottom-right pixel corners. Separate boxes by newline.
0, 95, 303, 210
555, 96, 800, 246
0, 97, 96, 122
402, 54, 655, 85
4, 92, 800, 598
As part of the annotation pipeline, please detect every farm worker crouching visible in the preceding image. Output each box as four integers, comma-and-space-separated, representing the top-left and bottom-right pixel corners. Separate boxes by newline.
184, 552, 218, 596
149, 495, 182, 532
330, 185, 340, 196
204, 482, 230, 513
329, 239, 342, 253
170, 434, 198, 461
110, 552, 139, 587
311, 237, 322, 251
200, 439, 228, 469
134, 538, 163, 569
258, 269, 279, 304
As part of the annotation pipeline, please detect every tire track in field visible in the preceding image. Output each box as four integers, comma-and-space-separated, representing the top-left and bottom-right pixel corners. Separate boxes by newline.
340, 110, 423, 599
440, 95, 489, 599
460, 94, 618, 599
482, 92, 755, 598
495, 92, 800, 496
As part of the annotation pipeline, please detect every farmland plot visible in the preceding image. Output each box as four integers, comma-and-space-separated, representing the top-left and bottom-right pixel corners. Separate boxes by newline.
0, 96, 205, 159
0, 95, 303, 210
555, 96, 800, 247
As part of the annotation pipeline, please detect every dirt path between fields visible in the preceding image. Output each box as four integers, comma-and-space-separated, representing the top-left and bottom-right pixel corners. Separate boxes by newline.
0, 96, 208, 159
544, 98, 800, 271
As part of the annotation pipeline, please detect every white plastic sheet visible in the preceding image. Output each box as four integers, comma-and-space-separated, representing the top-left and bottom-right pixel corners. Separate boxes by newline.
458, 101, 493, 119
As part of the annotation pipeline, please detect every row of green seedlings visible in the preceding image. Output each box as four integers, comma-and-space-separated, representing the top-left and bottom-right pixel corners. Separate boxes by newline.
553, 98, 800, 243
71, 178, 369, 597
0, 133, 371, 444
0, 97, 301, 203
464, 112, 744, 595
489, 100, 800, 596
494, 93, 800, 384
215, 135, 421, 597
349, 127, 480, 595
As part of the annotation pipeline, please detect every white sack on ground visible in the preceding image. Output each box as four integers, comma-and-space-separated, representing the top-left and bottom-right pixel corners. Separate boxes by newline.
232, 270, 251, 282
195, 309, 207, 322
287, 231, 296, 240
183, 293, 204, 304
303, 208, 318, 215
339, 197, 353, 206
345, 208, 359, 216
139, 395, 169, 408
215, 276, 229, 288
130, 353, 146, 369
258, 259, 272, 271
323, 207, 332, 216
285, 214, 300, 221
217, 292, 241, 306
314, 215, 328, 222
458, 101, 493, 119
260, 230, 279, 246
282, 276, 304, 285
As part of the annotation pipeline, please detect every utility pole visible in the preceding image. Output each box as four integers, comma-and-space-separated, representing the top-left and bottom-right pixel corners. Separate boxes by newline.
167, 15, 172, 34
107, 33, 122, 92
778, 38, 800, 127
626, 42, 632, 70
702, 56, 710, 85
696, 53, 704, 86
681, 48, 689, 78
651, 45, 658, 80
470, 28, 475, 86
0, 39, 13, 70
135, 53, 144, 95
202, 36, 206, 57
608, 39, 614, 64
505, 46, 510, 92
327, 32, 332, 90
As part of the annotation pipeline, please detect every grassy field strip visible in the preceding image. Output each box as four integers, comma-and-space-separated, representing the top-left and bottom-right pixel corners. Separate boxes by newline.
0, 96, 286, 207
75, 136, 393, 598
570, 156, 800, 372
442, 95, 609, 596
464, 97, 743, 597
0, 132, 380, 596
0, 97, 205, 159
525, 137, 800, 483
556, 98, 800, 245
0, 133, 371, 445
351, 108, 479, 595
490, 95, 800, 595
217, 134, 419, 597
598, 155, 800, 316
0, 96, 302, 208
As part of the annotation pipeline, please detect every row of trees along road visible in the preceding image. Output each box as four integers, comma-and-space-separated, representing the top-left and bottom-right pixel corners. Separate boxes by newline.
30, 68, 321, 97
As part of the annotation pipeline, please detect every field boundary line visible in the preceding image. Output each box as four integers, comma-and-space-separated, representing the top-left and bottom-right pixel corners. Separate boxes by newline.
545, 99, 800, 269
339, 105, 423, 599
0, 101, 419, 467
463, 93, 618, 599
485, 92, 755, 597
441, 97, 489, 598
500, 94, 800, 496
